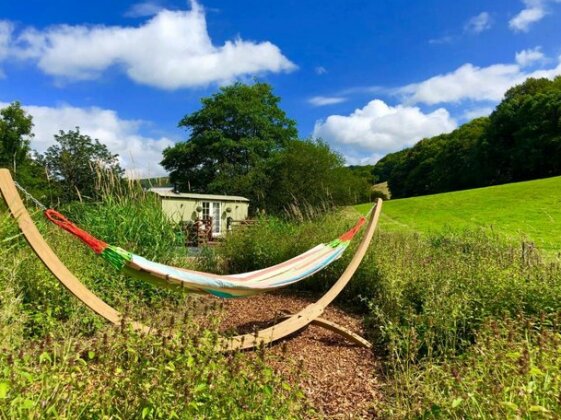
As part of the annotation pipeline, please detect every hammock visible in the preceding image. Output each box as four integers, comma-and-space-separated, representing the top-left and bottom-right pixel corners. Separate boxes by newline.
0, 168, 382, 350
43, 208, 369, 298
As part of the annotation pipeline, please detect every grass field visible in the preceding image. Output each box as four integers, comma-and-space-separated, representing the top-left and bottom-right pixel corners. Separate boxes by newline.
357, 176, 561, 255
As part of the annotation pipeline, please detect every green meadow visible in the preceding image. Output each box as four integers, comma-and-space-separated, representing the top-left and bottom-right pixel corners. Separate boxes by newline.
357, 176, 561, 255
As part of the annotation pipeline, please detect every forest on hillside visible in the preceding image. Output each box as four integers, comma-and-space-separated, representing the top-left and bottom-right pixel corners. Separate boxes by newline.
372, 76, 561, 198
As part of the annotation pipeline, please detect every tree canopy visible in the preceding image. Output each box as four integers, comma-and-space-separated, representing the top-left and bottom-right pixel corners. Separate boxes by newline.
43, 128, 123, 202
267, 139, 370, 213
0, 102, 33, 173
163, 82, 369, 213
162, 82, 298, 206
373, 76, 561, 198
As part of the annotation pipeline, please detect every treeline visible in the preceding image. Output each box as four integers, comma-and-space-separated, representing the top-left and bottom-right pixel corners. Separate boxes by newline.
162, 82, 371, 215
2, 83, 371, 215
373, 76, 561, 198
1, 102, 124, 205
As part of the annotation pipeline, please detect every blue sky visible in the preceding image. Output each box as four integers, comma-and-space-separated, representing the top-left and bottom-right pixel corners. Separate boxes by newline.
1, 0, 560, 177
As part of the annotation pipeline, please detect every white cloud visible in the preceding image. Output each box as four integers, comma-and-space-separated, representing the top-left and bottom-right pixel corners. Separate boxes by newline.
343, 153, 383, 166
509, 0, 561, 32
124, 1, 165, 18
398, 54, 561, 105
465, 12, 492, 33
315, 66, 327, 75
0, 21, 13, 76
313, 99, 457, 156
428, 35, 454, 45
0, 101, 175, 178
6, 1, 295, 89
515, 46, 545, 66
461, 106, 495, 120
308, 96, 347, 106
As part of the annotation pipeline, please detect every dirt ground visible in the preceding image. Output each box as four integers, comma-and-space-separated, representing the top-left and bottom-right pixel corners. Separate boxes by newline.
215, 292, 383, 418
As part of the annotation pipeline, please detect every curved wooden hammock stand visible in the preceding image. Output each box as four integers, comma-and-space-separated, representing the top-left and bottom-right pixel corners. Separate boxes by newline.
0, 168, 382, 351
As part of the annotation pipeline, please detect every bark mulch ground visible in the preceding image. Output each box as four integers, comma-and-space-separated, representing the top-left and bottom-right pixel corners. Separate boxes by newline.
215, 291, 383, 418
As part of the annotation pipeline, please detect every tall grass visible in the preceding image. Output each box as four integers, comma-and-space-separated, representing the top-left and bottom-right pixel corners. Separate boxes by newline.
63, 170, 185, 262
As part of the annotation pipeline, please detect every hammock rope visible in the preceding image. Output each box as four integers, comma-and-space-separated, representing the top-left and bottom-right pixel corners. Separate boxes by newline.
14, 181, 47, 211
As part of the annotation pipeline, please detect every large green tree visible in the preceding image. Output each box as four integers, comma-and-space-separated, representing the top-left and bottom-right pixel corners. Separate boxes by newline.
0, 102, 33, 173
374, 75, 561, 198
267, 139, 370, 213
0, 102, 52, 201
43, 128, 123, 202
484, 76, 561, 183
161, 82, 298, 206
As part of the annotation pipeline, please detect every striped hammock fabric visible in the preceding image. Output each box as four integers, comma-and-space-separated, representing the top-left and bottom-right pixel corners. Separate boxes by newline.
44, 209, 368, 298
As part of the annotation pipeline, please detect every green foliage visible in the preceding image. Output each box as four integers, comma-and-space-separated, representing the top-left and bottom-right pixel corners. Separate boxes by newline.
0, 196, 307, 417
364, 230, 561, 362
347, 164, 376, 184
0, 102, 33, 172
377, 76, 561, 198
162, 82, 367, 215
0, 102, 51, 202
378, 315, 561, 418
63, 183, 184, 262
162, 82, 298, 208
267, 139, 370, 214
484, 77, 561, 184
42, 127, 123, 202
217, 206, 561, 417
385, 118, 488, 198
0, 325, 305, 418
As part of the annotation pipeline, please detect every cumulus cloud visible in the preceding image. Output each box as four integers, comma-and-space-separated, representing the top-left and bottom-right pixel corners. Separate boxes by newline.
398, 54, 561, 105
461, 106, 495, 120
465, 12, 492, 33
515, 46, 545, 66
313, 99, 457, 157
315, 66, 327, 75
0, 101, 175, 178
124, 1, 165, 18
0, 21, 13, 76
509, 0, 561, 32
5, 1, 295, 89
308, 96, 347, 106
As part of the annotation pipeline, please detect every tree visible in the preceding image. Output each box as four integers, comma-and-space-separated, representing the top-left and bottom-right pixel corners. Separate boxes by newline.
43, 128, 123, 202
0, 102, 53, 201
267, 139, 370, 213
0, 102, 33, 173
161, 82, 298, 206
485, 76, 561, 183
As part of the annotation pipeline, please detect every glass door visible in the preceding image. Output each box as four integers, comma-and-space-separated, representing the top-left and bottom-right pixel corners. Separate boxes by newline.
211, 202, 221, 235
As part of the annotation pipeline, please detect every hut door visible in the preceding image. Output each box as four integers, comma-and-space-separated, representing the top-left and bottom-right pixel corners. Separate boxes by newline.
211, 202, 221, 235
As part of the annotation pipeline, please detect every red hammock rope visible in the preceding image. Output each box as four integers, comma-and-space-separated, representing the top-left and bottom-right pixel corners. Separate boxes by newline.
339, 216, 366, 242
44, 209, 108, 254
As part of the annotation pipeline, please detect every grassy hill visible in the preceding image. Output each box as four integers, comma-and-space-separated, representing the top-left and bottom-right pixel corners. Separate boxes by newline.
356, 176, 561, 255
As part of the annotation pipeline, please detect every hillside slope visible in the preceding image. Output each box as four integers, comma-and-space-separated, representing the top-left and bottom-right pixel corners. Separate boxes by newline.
357, 176, 561, 254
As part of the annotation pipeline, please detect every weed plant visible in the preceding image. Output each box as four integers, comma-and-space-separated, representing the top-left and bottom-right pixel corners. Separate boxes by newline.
218, 207, 561, 416
0, 195, 308, 418
378, 314, 561, 418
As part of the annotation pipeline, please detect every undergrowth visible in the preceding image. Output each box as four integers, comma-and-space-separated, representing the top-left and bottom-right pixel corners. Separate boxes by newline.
0, 194, 308, 418
4, 185, 561, 417
218, 207, 561, 417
